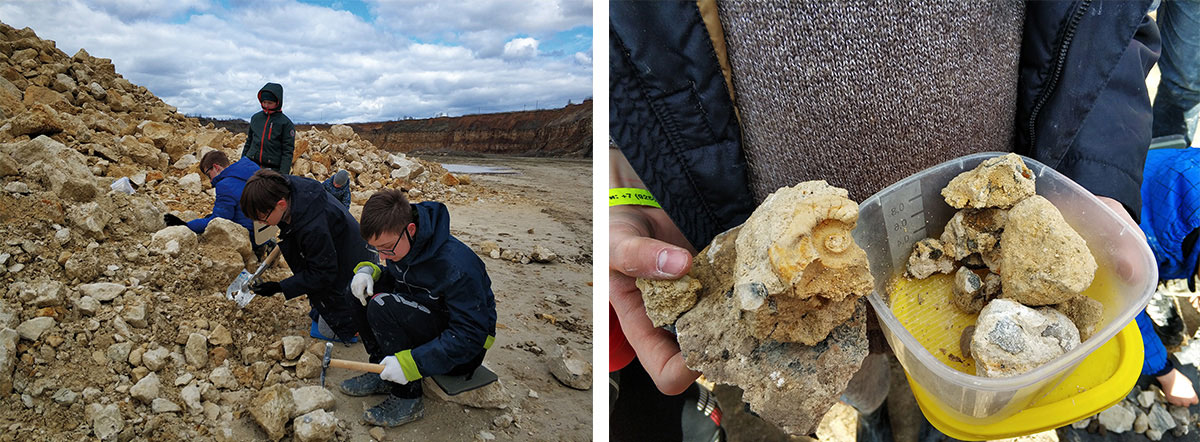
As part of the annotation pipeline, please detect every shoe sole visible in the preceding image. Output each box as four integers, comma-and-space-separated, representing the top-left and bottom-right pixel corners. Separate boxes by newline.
338, 385, 392, 397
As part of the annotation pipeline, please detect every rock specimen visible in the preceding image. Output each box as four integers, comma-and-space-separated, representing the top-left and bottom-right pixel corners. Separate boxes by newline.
951, 268, 988, 314
940, 208, 1007, 260
906, 238, 955, 279
1000, 196, 1097, 306
639, 181, 872, 435
971, 299, 1081, 377
941, 153, 1036, 209
251, 384, 295, 442
1055, 295, 1104, 341
636, 276, 701, 328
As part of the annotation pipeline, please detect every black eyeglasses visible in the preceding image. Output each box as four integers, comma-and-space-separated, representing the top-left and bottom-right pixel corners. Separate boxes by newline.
367, 228, 410, 256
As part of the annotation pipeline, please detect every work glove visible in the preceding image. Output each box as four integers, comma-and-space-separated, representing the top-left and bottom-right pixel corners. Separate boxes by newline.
250, 281, 282, 297
351, 267, 375, 306
163, 213, 188, 226
379, 355, 409, 385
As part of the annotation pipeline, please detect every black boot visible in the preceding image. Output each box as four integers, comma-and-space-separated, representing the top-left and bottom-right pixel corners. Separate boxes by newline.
364, 394, 425, 427
339, 372, 391, 397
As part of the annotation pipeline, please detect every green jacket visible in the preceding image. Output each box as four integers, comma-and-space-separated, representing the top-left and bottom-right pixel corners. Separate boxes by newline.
241, 82, 295, 174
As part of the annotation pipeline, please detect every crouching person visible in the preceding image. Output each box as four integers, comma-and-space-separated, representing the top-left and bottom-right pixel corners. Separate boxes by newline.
345, 189, 497, 427
239, 169, 378, 350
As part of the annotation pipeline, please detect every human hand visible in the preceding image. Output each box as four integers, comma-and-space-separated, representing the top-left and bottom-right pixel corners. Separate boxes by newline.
163, 213, 188, 227
250, 281, 282, 297
351, 270, 374, 306
1156, 368, 1199, 406
379, 355, 409, 384
1095, 195, 1148, 284
610, 204, 700, 395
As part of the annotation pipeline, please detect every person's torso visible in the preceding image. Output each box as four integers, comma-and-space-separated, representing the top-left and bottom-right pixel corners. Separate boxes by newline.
278, 177, 373, 282
244, 110, 293, 167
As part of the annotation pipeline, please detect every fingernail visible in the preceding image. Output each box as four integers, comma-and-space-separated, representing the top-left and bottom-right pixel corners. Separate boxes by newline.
657, 249, 688, 276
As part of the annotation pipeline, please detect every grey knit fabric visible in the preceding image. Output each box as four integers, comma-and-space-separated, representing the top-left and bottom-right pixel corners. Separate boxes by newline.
718, 0, 1025, 204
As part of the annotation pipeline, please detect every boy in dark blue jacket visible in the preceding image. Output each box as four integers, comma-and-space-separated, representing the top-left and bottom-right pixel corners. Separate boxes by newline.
240, 82, 295, 174
342, 189, 497, 427
239, 169, 378, 350
175, 150, 258, 235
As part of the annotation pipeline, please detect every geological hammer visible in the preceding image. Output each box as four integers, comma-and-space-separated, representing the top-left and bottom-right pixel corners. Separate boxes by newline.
320, 342, 384, 388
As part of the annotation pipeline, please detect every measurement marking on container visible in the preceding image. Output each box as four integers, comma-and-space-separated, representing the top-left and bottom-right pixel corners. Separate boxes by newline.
881, 180, 926, 269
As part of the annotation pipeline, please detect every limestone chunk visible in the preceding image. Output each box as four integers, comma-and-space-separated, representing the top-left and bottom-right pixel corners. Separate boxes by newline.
635, 276, 701, 328
906, 238, 954, 279
640, 181, 872, 435
1000, 196, 1097, 305
941, 153, 1036, 209
1055, 295, 1104, 341
971, 299, 1081, 377
940, 208, 1007, 260
251, 384, 295, 441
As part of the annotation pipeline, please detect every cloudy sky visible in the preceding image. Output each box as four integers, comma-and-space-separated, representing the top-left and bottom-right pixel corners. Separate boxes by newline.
0, 0, 593, 123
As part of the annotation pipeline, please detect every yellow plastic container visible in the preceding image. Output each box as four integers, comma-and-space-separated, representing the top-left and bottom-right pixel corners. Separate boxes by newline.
912, 319, 1142, 440
852, 153, 1157, 432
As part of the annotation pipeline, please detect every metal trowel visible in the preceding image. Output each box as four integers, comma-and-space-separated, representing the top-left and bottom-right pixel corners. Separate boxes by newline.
225, 243, 282, 308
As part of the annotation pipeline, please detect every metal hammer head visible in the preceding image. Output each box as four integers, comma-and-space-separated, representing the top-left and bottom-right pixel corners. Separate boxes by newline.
320, 342, 334, 388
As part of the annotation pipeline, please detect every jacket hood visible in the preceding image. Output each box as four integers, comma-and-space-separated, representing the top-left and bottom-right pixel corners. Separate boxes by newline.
258, 82, 284, 112
398, 201, 451, 267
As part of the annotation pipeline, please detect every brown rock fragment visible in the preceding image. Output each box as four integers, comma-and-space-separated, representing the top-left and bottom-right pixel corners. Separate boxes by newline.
1000, 196, 1097, 306
635, 276, 701, 328
942, 153, 1036, 209
1055, 295, 1104, 341
940, 208, 1007, 260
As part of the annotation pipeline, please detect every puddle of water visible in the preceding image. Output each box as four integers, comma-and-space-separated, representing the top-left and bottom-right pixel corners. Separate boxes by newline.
442, 164, 519, 174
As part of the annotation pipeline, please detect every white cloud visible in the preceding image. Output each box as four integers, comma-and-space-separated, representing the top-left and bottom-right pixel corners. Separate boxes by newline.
82, 0, 211, 21
573, 51, 591, 66
502, 37, 539, 60
0, 0, 592, 123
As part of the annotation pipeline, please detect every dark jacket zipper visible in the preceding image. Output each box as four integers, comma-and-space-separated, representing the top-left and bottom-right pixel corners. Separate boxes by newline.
259, 113, 272, 164
1027, 0, 1091, 149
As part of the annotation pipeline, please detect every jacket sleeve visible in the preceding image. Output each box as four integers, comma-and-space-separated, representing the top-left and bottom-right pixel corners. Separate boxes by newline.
279, 121, 295, 175
401, 269, 492, 378
1053, 13, 1159, 222
242, 123, 253, 156
279, 217, 339, 300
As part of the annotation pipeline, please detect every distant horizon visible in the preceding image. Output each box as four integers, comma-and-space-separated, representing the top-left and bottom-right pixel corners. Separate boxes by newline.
188, 97, 593, 126
0, 0, 593, 124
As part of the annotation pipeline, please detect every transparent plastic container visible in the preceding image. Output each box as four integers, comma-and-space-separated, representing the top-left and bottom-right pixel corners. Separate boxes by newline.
852, 152, 1157, 425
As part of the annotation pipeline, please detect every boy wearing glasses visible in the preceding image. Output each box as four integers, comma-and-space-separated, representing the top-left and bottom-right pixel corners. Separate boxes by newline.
238, 169, 377, 348
164, 150, 259, 235
343, 189, 497, 427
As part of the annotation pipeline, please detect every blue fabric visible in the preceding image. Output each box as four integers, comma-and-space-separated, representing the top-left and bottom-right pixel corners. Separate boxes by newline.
1138, 310, 1172, 376
372, 201, 497, 376
1153, 0, 1200, 143
186, 157, 258, 235
322, 176, 351, 208
1140, 148, 1200, 280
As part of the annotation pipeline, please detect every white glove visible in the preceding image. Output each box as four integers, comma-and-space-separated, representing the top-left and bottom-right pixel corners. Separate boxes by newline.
350, 268, 374, 306
379, 355, 409, 384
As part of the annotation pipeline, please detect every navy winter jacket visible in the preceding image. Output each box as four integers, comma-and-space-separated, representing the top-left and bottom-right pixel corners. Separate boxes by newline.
375, 201, 497, 378
186, 156, 258, 235
612, 1, 1160, 249
276, 176, 375, 300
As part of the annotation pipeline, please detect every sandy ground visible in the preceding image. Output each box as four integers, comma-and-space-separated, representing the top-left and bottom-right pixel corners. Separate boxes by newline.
223, 155, 593, 441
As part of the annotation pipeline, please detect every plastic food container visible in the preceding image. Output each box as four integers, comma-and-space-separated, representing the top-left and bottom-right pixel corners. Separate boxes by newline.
852, 152, 1157, 430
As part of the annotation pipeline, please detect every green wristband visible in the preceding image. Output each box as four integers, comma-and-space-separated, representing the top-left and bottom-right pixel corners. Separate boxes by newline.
609, 188, 661, 209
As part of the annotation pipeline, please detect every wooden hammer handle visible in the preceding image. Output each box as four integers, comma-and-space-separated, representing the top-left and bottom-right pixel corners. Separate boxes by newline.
329, 359, 384, 374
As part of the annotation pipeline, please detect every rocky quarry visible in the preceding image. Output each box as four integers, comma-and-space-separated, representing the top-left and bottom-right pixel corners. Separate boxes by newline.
905, 153, 1104, 378
637, 180, 873, 435
0, 22, 592, 441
